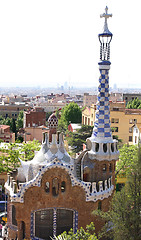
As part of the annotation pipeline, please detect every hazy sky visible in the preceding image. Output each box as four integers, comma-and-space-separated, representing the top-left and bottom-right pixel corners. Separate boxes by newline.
0, 0, 140, 89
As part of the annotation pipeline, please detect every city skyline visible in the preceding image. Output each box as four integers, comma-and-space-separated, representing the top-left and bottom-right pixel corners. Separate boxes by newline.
0, 0, 140, 89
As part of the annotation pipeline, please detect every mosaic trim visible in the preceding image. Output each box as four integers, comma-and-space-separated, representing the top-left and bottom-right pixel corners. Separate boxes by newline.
5, 158, 114, 203
30, 208, 78, 240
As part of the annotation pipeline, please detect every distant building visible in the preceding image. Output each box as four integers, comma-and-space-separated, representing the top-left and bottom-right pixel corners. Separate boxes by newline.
123, 93, 141, 105
24, 125, 49, 143
0, 102, 29, 119
68, 123, 81, 132
24, 107, 46, 128
83, 93, 97, 107
0, 125, 15, 143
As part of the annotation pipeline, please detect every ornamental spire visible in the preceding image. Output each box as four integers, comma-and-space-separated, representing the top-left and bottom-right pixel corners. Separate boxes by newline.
99, 6, 113, 62
100, 6, 112, 35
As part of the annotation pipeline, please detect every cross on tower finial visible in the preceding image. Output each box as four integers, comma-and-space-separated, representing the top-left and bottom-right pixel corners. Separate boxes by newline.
100, 6, 112, 34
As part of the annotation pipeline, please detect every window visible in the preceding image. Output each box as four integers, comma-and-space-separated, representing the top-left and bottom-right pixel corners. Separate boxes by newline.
12, 205, 17, 226
113, 108, 119, 111
129, 127, 132, 133
136, 129, 138, 133
52, 178, 59, 196
103, 143, 107, 152
111, 118, 119, 123
129, 136, 132, 142
109, 163, 112, 172
45, 182, 50, 193
115, 119, 119, 123
111, 127, 118, 132
95, 143, 99, 152
135, 136, 137, 144
98, 201, 102, 210
111, 143, 114, 152
102, 164, 107, 172
34, 208, 76, 239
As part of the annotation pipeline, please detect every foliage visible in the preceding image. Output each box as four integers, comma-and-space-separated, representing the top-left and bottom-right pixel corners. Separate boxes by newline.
126, 97, 141, 109
57, 117, 67, 133
0, 116, 13, 130
0, 111, 24, 139
59, 102, 82, 128
93, 146, 141, 240
53, 222, 98, 240
46, 112, 53, 121
116, 144, 137, 177
16, 111, 24, 131
66, 125, 93, 153
0, 140, 41, 172
19, 140, 41, 161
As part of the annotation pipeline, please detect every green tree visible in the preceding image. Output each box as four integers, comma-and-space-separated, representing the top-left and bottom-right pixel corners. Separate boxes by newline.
126, 97, 141, 109
53, 222, 98, 240
67, 125, 93, 153
19, 140, 41, 161
116, 144, 137, 177
11, 118, 17, 139
0, 140, 41, 173
94, 146, 141, 240
16, 110, 24, 131
60, 102, 82, 127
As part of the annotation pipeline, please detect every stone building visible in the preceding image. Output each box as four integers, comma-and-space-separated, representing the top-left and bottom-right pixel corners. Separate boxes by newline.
5, 7, 119, 240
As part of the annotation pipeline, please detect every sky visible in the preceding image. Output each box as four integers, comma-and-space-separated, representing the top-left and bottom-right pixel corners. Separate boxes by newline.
0, 0, 140, 89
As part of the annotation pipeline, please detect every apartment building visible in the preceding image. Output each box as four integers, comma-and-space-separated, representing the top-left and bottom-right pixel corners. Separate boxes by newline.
0, 103, 29, 119
23, 107, 46, 128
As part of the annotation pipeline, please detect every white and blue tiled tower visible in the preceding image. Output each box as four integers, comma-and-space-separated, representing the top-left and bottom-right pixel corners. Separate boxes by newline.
87, 7, 119, 161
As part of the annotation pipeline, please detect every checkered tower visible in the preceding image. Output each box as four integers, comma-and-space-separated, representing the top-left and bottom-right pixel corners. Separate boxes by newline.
92, 6, 113, 142
87, 6, 119, 161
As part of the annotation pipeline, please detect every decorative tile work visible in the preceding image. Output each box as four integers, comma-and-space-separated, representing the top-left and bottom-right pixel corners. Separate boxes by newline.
92, 68, 112, 139
7, 158, 114, 203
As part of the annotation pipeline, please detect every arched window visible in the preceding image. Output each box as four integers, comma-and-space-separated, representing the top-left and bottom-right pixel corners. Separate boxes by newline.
12, 205, 17, 226
45, 182, 50, 193
109, 163, 112, 172
103, 143, 107, 153
34, 208, 76, 239
52, 178, 59, 196
111, 143, 114, 152
98, 201, 102, 210
95, 143, 99, 152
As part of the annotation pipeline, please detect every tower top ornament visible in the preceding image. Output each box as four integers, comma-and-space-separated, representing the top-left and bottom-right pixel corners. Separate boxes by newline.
100, 6, 112, 35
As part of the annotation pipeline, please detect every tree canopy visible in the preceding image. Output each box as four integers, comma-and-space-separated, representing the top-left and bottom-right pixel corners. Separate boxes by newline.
66, 125, 93, 153
116, 144, 137, 177
53, 222, 98, 240
126, 97, 141, 109
94, 145, 141, 240
0, 140, 41, 173
60, 102, 82, 126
